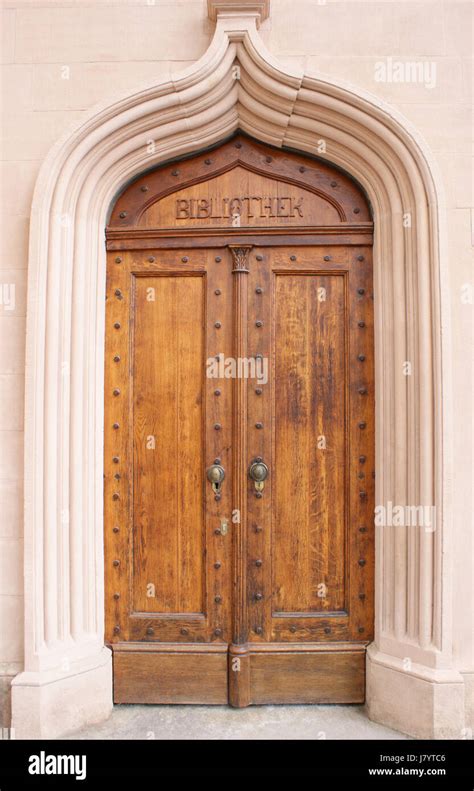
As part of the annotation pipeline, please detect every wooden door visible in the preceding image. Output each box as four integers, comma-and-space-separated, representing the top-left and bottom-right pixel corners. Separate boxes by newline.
105, 135, 374, 705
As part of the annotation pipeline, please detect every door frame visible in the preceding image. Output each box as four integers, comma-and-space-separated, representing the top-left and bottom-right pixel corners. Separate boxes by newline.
14, 8, 464, 739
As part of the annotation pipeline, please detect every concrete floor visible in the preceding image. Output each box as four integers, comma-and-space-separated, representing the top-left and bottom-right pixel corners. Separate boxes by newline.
65, 704, 409, 740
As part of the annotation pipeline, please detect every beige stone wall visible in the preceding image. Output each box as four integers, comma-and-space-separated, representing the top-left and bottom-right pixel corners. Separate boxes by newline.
0, 0, 472, 722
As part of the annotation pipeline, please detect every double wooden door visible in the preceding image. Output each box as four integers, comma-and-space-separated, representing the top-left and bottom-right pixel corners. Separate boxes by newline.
104, 136, 374, 706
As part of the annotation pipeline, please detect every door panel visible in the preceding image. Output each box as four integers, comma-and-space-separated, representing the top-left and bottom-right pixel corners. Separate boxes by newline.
132, 274, 205, 615
105, 136, 374, 706
272, 273, 346, 615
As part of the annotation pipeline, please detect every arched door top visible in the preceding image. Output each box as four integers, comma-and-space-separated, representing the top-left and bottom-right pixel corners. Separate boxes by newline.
107, 134, 372, 231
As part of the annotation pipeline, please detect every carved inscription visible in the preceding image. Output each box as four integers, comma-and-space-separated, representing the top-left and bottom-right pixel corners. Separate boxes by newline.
176, 196, 304, 221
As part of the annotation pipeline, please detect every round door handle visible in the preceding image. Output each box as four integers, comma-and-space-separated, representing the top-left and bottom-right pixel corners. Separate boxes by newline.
249, 460, 269, 483
206, 464, 225, 494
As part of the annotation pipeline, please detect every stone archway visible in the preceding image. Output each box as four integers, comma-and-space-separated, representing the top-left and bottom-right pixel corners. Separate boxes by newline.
12, 1, 464, 738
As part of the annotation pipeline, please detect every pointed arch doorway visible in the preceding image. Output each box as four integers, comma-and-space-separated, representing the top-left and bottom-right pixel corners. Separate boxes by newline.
104, 135, 375, 706
13, 3, 464, 739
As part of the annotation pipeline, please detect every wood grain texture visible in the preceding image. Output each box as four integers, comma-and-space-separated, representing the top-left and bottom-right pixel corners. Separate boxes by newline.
104, 135, 374, 704
114, 649, 228, 704
248, 649, 365, 704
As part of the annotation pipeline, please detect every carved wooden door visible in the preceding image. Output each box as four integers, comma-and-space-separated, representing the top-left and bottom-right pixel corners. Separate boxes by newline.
105, 136, 374, 705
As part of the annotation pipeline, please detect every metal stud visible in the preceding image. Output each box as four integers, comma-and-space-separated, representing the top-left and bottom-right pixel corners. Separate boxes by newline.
358, 421, 367, 429
359, 526, 367, 533
146, 627, 154, 636
114, 473, 120, 480
114, 289, 123, 299
112, 559, 120, 567
115, 257, 122, 264
358, 387, 367, 395
215, 289, 221, 295
113, 526, 119, 533
324, 255, 331, 261
255, 422, 263, 429
358, 288, 365, 295
182, 256, 189, 263
255, 525, 263, 533
214, 595, 222, 604
324, 627, 331, 634
181, 628, 189, 635
255, 388, 263, 395
359, 455, 366, 463
290, 255, 297, 261
299, 166, 306, 173
119, 211, 127, 219
358, 321, 366, 328
255, 320, 263, 327
205, 158, 212, 165
255, 559, 263, 567
254, 626, 263, 635
256, 254, 263, 261
114, 626, 120, 634
214, 389, 221, 396
256, 287, 263, 294
214, 628, 222, 637
358, 626, 365, 633
359, 491, 367, 500
289, 625, 297, 633
113, 593, 120, 600
214, 458, 221, 464
214, 423, 221, 430
354, 207, 361, 214
358, 354, 366, 361
112, 456, 120, 463
255, 491, 263, 499
215, 256, 222, 263
112, 493, 120, 501
358, 472, 365, 479
113, 355, 121, 362
140, 185, 149, 192
113, 388, 120, 396
112, 423, 119, 430
359, 593, 366, 600
235, 142, 242, 149
148, 256, 155, 263
215, 494, 221, 501
358, 558, 366, 566
214, 562, 221, 569
265, 156, 272, 163
330, 180, 337, 188
357, 255, 365, 262
215, 321, 222, 329
172, 170, 179, 176
254, 593, 263, 601
114, 322, 121, 329
214, 528, 221, 535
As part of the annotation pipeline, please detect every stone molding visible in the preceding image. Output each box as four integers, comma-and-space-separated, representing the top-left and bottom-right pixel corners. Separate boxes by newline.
12, 6, 463, 738
208, 1, 270, 25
